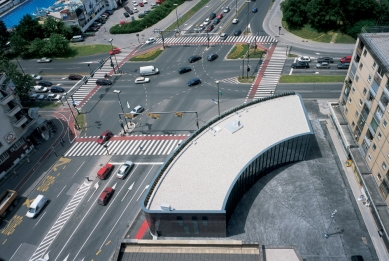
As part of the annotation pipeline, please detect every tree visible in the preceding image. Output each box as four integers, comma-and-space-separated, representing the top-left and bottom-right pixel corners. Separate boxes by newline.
0, 20, 10, 49
281, 0, 310, 29
347, 20, 376, 39
14, 14, 43, 42
41, 34, 71, 57
306, 0, 338, 30
9, 33, 30, 58
42, 17, 67, 38
344, 0, 378, 28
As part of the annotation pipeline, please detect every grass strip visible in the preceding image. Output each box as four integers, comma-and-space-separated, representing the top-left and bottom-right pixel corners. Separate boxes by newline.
68, 44, 113, 57
165, 0, 210, 31
129, 49, 163, 61
227, 44, 265, 59
76, 113, 85, 130
279, 75, 345, 83
238, 76, 255, 83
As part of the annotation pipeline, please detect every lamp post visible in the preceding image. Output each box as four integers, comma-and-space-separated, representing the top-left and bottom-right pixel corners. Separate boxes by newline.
6, 42, 25, 75
206, 31, 210, 48
136, 34, 140, 44
108, 38, 119, 72
323, 210, 337, 238
247, 42, 250, 79
87, 63, 92, 76
236, 0, 238, 14
113, 90, 129, 131
64, 92, 80, 130
246, 1, 250, 35
109, 56, 116, 74
173, 4, 180, 32
216, 81, 220, 116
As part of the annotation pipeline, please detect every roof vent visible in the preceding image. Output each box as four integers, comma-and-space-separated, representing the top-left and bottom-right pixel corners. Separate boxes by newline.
160, 203, 171, 211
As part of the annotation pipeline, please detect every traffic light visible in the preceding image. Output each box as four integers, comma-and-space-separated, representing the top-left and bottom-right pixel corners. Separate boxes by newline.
174, 112, 184, 118
247, 66, 251, 72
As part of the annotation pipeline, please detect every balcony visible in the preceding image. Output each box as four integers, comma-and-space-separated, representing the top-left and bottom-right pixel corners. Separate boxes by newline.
374, 72, 382, 86
365, 98, 372, 109
356, 45, 362, 56
12, 116, 27, 127
0, 93, 14, 105
368, 124, 376, 136
5, 105, 21, 117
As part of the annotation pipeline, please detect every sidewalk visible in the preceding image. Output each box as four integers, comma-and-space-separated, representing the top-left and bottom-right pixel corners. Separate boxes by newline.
262, 0, 355, 54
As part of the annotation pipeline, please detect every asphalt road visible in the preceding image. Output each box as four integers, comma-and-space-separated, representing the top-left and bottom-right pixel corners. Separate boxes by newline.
276, 83, 343, 99
283, 58, 349, 75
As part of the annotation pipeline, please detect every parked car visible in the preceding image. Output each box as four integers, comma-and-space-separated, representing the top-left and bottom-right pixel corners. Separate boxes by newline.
188, 78, 201, 87
143, 0, 148, 3
96, 79, 112, 85
135, 77, 150, 83
150, 3, 156, 8
117, 161, 134, 179
315, 62, 330, 69
132, 0, 138, 5
188, 55, 202, 63
123, 12, 130, 17
133, 7, 139, 13
209, 13, 216, 19
37, 57, 52, 63
213, 18, 220, 25
50, 86, 65, 93
206, 24, 214, 31
110, 47, 121, 55
220, 33, 228, 40
31, 74, 42, 80
223, 7, 230, 13
317, 57, 334, 63
34, 85, 49, 93
97, 187, 113, 205
138, 13, 145, 18
252, 7, 258, 13
340, 55, 352, 63
232, 18, 239, 24
337, 63, 350, 69
97, 163, 113, 180
37, 94, 45, 100
130, 105, 145, 115
29, 94, 39, 100
97, 130, 113, 144
68, 74, 83, 80
105, 10, 113, 15
291, 61, 310, 69
47, 94, 62, 101
207, 53, 218, 61
138, 2, 144, 6
38, 80, 52, 87
145, 37, 156, 44
178, 67, 192, 74
297, 56, 311, 63
234, 29, 242, 36
124, 6, 132, 13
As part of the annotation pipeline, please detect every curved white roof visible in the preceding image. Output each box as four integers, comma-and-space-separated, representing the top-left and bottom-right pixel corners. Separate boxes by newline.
148, 95, 311, 211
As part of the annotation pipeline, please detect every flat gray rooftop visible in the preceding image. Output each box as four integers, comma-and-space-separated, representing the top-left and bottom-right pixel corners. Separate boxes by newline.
148, 95, 311, 211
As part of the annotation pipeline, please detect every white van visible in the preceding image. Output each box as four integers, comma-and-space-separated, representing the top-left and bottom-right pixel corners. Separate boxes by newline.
26, 195, 48, 218
71, 35, 84, 42
34, 85, 48, 93
140, 65, 159, 76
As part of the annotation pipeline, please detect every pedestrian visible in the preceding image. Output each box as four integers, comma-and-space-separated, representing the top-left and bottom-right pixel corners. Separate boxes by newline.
139, 145, 143, 151
85, 176, 90, 182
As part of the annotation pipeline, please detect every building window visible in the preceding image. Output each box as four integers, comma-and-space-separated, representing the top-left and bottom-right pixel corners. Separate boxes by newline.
363, 49, 367, 57
352, 87, 356, 93
368, 154, 372, 161
349, 98, 352, 103
363, 88, 367, 95
373, 144, 377, 151
368, 75, 372, 83
352, 121, 355, 127
355, 111, 358, 117
378, 173, 382, 181
378, 132, 382, 140
356, 75, 359, 82
359, 63, 363, 70
384, 120, 387, 128
345, 108, 349, 114
373, 62, 376, 69
359, 99, 363, 106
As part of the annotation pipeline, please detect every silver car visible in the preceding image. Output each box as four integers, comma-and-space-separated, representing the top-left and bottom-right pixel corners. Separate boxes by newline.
117, 161, 134, 179
315, 62, 330, 69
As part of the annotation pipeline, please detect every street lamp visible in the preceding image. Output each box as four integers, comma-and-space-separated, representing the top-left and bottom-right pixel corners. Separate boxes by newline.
64, 92, 80, 130
6, 42, 25, 75
247, 42, 250, 79
215, 81, 220, 116
87, 63, 92, 76
136, 34, 140, 44
173, 4, 180, 32
108, 38, 119, 73
113, 90, 129, 132
246, 1, 250, 35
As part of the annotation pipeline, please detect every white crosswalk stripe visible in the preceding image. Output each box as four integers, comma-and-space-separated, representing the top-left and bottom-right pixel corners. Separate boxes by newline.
220, 77, 241, 84
64, 137, 187, 157
68, 51, 131, 107
29, 182, 91, 261
247, 45, 287, 100
155, 35, 277, 45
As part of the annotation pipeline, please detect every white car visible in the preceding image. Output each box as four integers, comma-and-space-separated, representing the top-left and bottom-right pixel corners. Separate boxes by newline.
132, 0, 138, 5
145, 37, 156, 44
232, 18, 239, 24
297, 56, 311, 63
117, 161, 134, 179
31, 74, 42, 80
204, 19, 211, 25
47, 94, 62, 101
223, 7, 230, 13
37, 57, 52, 63
135, 77, 150, 83
143, 0, 147, 3
133, 7, 138, 12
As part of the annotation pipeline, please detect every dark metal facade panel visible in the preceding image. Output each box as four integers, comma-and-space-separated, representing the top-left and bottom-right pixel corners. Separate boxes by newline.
363, 175, 387, 206
349, 148, 372, 175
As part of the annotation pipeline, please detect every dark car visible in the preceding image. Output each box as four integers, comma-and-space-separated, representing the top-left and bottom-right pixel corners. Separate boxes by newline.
206, 24, 214, 31
124, 6, 132, 13
291, 61, 310, 69
138, 13, 145, 18
213, 18, 220, 25
209, 13, 216, 19
68, 74, 83, 80
351, 256, 364, 261
188, 55, 202, 63
50, 86, 65, 93
252, 7, 258, 13
188, 78, 201, 87
105, 10, 114, 15
97, 187, 113, 205
178, 67, 192, 74
96, 79, 112, 85
129, 9, 134, 14
97, 130, 113, 144
317, 57, 334, 63
38, 80, 53, 87
337, 62, 350, 69
207, 53, 218, 61
234, 29, 242, 36
124, 12, 130, 17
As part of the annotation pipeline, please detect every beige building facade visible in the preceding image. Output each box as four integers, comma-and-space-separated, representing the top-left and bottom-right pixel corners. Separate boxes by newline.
339, 29, 389, 202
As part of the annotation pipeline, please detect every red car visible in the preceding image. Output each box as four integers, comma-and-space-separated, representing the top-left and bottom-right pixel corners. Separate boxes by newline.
206, 24, 214, 31
97, 187, 114, 205
97, 130, 113, 144
109, 47, 121, 55
138, 2, 144, 6
216, 13, 223, 19
97, 163, 113, 180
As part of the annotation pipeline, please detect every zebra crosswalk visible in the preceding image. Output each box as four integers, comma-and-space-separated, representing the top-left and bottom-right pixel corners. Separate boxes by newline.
154, 35, 277, 46
64, 136, 188, 157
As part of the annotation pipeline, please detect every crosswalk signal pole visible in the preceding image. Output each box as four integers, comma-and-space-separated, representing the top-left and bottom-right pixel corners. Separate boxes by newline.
207, 31, 210, 48
65, 93, 80, 130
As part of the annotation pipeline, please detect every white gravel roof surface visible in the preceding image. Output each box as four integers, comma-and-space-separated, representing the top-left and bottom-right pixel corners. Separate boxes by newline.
148, 95, 311, 211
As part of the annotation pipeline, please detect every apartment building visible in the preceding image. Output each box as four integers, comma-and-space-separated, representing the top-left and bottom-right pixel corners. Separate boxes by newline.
339, 28, 389, 202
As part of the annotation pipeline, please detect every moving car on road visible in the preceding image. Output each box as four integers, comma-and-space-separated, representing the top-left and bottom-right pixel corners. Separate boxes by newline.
207, 53, 218, 61
213, 18, 220, 25
315, 62, 330, 69
291, 61, 309, 69
188, 77, 201, 87
206, 24, 214, 31
117, 161, 134, 179
37, 57, 52, 63
96, 79, 112, 85
50, 86, 65, 93
135, 77, 150, 83
188, 55, 202, 63
68, 74, 83, 80
223, 7, 230, 13
97, 130, 113, 144
110, 47, 121, 55
178, 67, 192, 74
317, 57, 334, 63
31, 74, 42, 80
220, 33, 228, 40
38, 80, 52, 87
234, 29, 242, 36
145, 37, 156, 44
252, 7, 258, 13
97, 163, 113, 179
337, 63, 350, 69
232, 18, 239, 24
97, 187, 113, 205
130, 105, 145, 115
209, 13, 216, 19
340, 55, 352, 63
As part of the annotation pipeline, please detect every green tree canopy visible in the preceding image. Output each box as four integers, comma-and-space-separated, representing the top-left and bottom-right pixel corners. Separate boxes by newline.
281, 0, 310, 29
0, 20, 10, 49
14, 14, 43, 41
42, 17, 67, 38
